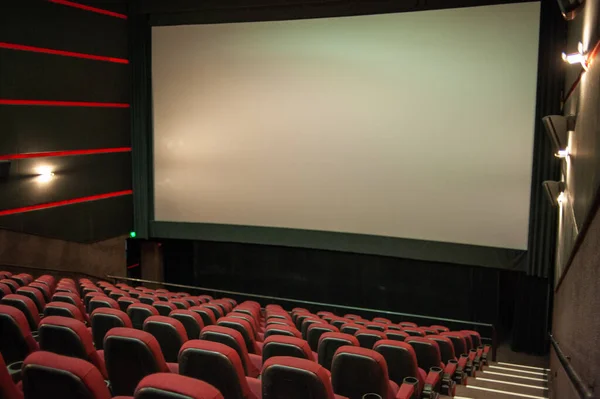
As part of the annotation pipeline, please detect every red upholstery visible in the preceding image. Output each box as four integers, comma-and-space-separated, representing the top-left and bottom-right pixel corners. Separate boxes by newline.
44, 302, 85, 323
354, 328, 387, 349
135, 373, 223, 399
431, 325, 450, 333
190, 305, 217, 325
265, 324, 302, 339
331, 346, 396, 399
200, 325, 261, 378
217, 317, 261, 354
181, 296, 200, 306
38, 316, 107, 378
404, 327, 427, 337
89, 296, 119, 312
373, 317, 392, 324
0, 282, 13, 298
153, 301, 178, 316
365, 322, 387, 332
317, 332, 359, 371
263, 356, 337, 399
1, 294, 40, 331
262, 335, 313, 363
373, 340, 425, 395
399, 322, 418, 328
340, 323, 362, 335
343, 314, 361, 320
118, 296, 141, 312
179, 340, 258, 399
104, 327, 172, 396
0, 353, 23, 399
23, 351, 111, 399
307, 323, 339, 351
198, 294, 213, 303
90, 308, 133, 349
0, 304, 38, 363
229, 313, 260, 340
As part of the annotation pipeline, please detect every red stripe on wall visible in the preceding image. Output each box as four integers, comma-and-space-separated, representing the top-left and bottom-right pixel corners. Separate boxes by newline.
0, 147, 132, 161
0, 99, 129, 108
48, 0, 127, 19
0, 42, 129, 64
127, 263, 140, 269
0, 190, 133, 217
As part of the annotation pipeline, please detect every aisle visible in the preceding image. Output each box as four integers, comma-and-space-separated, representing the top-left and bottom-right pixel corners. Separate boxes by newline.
454, 361, 549, 399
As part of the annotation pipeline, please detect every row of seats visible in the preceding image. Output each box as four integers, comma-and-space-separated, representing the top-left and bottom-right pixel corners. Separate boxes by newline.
0, 271, 491, 399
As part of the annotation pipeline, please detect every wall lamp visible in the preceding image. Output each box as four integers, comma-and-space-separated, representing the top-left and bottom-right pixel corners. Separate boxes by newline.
543, 181, 566, 207
542, 115, 576, 158
556, 0, 584, 21
562, 42, 589, 71
36, 166, 55, 183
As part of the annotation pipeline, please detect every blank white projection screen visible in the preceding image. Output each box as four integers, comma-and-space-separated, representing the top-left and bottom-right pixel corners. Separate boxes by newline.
152, 2, 540, 250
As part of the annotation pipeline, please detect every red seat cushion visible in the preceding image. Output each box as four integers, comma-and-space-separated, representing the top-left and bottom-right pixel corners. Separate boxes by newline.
135, 373, 223, 399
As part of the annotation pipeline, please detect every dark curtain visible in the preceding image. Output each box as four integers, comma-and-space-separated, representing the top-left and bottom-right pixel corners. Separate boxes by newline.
129, 3, 153, 239
512, 0, 566, 354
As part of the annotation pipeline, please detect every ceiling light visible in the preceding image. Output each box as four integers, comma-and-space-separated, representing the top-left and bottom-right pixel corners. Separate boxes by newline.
543, 181, 566, 207
562, 42, 588, 70
36, 166, 55, 183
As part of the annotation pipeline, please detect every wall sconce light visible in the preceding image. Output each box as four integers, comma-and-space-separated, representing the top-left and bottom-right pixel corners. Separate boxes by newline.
543, 181, 566, 207
556, 0, 585, 21
36, 166, 55, 183
562, 42, 589, 70
542, 115, 576, 158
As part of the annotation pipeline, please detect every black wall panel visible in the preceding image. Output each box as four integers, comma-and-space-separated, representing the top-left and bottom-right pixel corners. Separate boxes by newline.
0, 50, 130, 103
0, 107, 129, 155
0, 0, 128, 59
0, 0, 131, 243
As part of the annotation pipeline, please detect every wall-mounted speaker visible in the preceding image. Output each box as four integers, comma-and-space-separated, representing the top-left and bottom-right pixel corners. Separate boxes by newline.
0, 161, 11, 181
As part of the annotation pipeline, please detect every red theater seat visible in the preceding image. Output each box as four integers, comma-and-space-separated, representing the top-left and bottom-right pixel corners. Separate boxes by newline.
0, 304, 39, 364
263, 356, 346, 399
200, 325, 261, 378
404, 327, 427, 337
104, 327, 176, 396
134, 373, 223, 399
127, 303, 160, 330
153, 301, 178, 316
118, 296, 141, 312
0, 353, 23, 399
386, 330, 409, 342
143, 315, 188, 362
355, 329, 387, 349
264, 324, 302, 340
88, 296, 119, 313
301, 317, 327, 340
429, 335, 467, 384
204, 303, 224, 319
366, 322, 387, 332
0, 282, 14, 299
16, 287, 45, 313
0, 279, 19, 294
373, 340, 426, 397
262, 335, 314, 363
22, 351, 111, 399
38, 316, 107, 378
317, 332, 359, 371
169, 309, 204, 340
190, 305, 217, 326
307, 323, 339, 352
217, 317, 261, 355
90, 308, 132, 350
179, 340, 261, 399
43, 302, 85, 323
405, 337, 456, 396
331, 346, 398, 399
431, 325, 450, 333
340, 323, 362, 336
1, 294, 40, 331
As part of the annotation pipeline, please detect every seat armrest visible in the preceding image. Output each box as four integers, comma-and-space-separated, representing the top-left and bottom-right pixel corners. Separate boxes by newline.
396, 377, 419, 399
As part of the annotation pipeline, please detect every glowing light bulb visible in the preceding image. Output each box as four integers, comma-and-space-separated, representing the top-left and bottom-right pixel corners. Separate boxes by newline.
562, 52, 584, 64
36, 166, 54, 183
557, 192, 566, 205
555, 147, 570, 158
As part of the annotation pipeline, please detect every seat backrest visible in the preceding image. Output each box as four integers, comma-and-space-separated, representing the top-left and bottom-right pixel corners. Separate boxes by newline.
331, 346, 390, 399
44, 301, 85, 322
355, 329, 387, 349
153, 301, 178, 316
0, 353, 23, 399
190, 305, 217, 326
91, 308, 132, 350
38, 316, 106, 377
340, 323, 362, 335
386, 331, 409, 342
204, 304, 224, 319
0, 304, 38, 364
169, 309, 204, 340
217, 317, 257, 355
460, 332, 474, 351
200, 325, 256, 377
228, 313, 259, 340
127, 303, 160, 330
104, 327, 170, 396
440, 332, 467, 356
0, 279, 19, 293
138, 294, 158, 305
422, 327, 439, 336
373, 317, 392, 324
294, 313, 316, 331
301, 318, 327, 340
405, 337, 443, 371
89, 297, 119, 313
0, 283, 14, 299
134, 373, 223, 399
118, 296, 141, 312
264, 324, 302, 340
366, 322, 387, 332
179, 340, 251, 399
1, 294, 40, 331
307, 323, 339, 352
343, 314, 361, 321
263, 356, 336, 399
431, 325, 450, 333
404, 327, 427, 337
262, 335, 313, 363
22, 351, 111, 399
373, 340, 422, 388
84, 292, 107, 312
16, 287, 45, 313
461, 330, 482, 347
143, 315, 188, 362
317, 332, 359, 371
429, 335, 456, 364
171, 299, 190, 310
